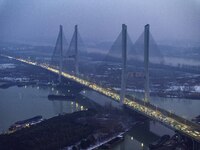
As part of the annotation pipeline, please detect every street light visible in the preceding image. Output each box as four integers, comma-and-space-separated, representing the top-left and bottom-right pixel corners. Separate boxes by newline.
141, 143, 144, 150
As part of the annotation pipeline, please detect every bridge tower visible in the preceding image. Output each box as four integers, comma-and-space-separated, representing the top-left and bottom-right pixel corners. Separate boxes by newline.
58, 25, 63, 83
144, 24, 150, 103
74, 25, 79, 76
120, 24, 127, 104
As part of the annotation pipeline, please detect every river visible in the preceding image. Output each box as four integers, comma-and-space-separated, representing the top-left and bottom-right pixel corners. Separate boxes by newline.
0, 85, 86, 133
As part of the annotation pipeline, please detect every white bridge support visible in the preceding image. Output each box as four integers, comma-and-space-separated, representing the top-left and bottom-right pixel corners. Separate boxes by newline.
144, 24, 150, 103
58, 25, 63, 83
74, 25, 79, 76
120, 24, 127, 104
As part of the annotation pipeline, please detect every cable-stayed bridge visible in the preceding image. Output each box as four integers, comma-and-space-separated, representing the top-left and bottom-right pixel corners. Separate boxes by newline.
2, 24, 200, 147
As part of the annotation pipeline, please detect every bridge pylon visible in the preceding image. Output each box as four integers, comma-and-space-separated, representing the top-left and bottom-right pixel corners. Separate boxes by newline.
144, 24, 150, 103
58, 25, 63, 83
74, 25, 79, 76
120, 24, 127, 104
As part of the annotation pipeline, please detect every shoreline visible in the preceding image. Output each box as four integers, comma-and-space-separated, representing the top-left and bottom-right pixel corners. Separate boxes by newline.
66, 125, 135, 150
1, 81, 200, 101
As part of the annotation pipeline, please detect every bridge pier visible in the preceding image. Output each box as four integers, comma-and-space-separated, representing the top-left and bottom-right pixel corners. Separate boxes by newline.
144, 24, 150, 103
120, 24, 127, 105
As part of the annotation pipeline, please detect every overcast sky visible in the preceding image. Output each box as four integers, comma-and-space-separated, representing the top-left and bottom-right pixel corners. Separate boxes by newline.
0, 0, 199, 45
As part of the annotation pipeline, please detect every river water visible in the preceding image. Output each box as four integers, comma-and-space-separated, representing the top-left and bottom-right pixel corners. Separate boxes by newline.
0, 85, 86, 132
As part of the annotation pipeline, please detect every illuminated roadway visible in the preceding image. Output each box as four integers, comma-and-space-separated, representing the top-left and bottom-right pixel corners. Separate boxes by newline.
3, 55, 200, 143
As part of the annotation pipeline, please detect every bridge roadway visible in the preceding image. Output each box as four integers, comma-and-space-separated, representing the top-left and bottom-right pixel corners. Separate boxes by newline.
4, 55, 200, 142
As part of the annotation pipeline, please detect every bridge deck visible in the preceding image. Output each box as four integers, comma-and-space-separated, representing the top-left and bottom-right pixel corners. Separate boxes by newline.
3, 55, 200, 142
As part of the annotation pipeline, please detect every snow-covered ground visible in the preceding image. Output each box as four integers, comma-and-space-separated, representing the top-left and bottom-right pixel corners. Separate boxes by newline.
0, 63, 15, 69
166, 85, 200, 92
166, 85, 186, 91
2, 77, 29, 82
194, 86, 200, 92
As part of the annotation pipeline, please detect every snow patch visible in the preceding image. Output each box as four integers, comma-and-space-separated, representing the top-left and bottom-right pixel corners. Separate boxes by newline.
0, 63, 15, 69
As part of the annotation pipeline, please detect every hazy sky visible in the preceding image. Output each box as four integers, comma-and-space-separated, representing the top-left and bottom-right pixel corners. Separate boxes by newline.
0, 0, 199, 45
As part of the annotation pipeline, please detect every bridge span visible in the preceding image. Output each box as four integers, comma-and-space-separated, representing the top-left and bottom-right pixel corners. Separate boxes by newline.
3, 54, 200, 144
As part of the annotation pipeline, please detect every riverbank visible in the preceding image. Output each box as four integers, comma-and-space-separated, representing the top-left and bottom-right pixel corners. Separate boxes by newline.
0, 108, 133, 150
